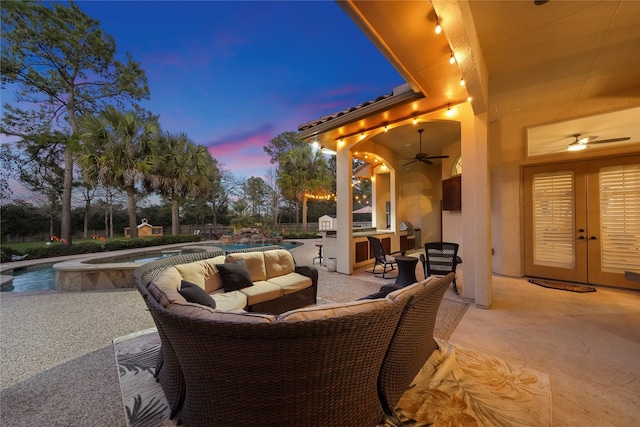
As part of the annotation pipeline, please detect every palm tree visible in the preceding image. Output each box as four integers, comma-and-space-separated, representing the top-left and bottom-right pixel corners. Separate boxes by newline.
78, 106, 160, 238
277, 144, 332, 231
149, 132, 218, 236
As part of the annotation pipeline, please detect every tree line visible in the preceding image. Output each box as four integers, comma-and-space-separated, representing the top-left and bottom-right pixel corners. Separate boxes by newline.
0, 1, 349, 243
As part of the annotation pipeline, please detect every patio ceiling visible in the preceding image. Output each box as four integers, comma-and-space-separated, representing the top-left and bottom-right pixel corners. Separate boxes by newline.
303, 0, 640, 160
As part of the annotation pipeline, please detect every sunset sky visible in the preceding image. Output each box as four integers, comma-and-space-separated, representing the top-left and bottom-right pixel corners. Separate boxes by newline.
72, 1, 403, 179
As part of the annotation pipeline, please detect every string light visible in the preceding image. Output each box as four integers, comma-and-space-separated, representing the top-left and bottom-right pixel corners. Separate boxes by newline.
305, 193, 336, 200
330, 100, 469, 142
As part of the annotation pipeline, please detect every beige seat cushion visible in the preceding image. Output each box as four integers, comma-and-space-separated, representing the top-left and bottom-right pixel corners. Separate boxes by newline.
278, 299, 390, 322
267, 273, 312, 294
263, 249, 295, 279
239, 280, 283, 305
202, 255, 226, 292
174, 255, 226, 293
225, 252, 266, 282
148, 266, 186, 308
209, 290, 248, 311
167, 301, 275, 323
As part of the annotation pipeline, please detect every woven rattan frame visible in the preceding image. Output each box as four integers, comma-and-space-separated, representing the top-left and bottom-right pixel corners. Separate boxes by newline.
133, 246, 318, 420
146, 292, 406, 427
377, 273, 455, 421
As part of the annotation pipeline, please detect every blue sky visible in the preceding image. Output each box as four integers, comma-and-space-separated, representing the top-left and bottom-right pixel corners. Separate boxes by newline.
71, 0, 403, 179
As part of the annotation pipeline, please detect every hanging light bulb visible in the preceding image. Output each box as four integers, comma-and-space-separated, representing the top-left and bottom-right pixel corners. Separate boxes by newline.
435, 19, 442, 34
460, 77, 465, 86
413, 116, 418, 125
449, 51, 455, 64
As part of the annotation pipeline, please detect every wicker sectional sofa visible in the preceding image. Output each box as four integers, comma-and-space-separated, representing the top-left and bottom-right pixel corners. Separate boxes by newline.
138, 246, 317, 315
134, 247, 454, 427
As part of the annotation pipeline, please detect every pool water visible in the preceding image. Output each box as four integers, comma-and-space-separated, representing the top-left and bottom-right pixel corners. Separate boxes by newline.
1, 251, 180, 293
213, 242, 300, 251
5, 265, 56, 292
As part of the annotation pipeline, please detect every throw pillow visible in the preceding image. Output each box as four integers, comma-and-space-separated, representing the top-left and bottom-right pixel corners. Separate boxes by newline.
216, 260, 254, 292
178, 280, 216, 308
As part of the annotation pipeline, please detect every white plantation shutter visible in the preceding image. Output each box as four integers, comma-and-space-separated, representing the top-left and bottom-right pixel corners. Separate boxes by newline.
532, 171, 575, 268
599, 164, 640, 272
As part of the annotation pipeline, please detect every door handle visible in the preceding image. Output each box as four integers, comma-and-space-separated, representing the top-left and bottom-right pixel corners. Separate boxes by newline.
578, 228, 585, 233
578, 236, 585, 240
590, 236, 597, 240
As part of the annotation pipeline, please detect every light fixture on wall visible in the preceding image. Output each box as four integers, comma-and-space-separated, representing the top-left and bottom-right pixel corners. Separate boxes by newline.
321, 145, 336, 155
445, 104, 455, 117
313, 140, 336, 155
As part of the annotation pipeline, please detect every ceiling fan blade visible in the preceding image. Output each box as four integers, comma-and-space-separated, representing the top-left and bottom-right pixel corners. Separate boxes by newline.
419, 158, 434, 165
424, 155, 450, 160
589, 137, 630, 144
403, 159, 418, 166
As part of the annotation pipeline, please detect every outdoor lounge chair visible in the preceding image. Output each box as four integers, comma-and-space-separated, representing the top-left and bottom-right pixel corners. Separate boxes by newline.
367, 236, 403, 278
142, 287, 405, 427
378, 273, 455, 425
420, 242, 461, 294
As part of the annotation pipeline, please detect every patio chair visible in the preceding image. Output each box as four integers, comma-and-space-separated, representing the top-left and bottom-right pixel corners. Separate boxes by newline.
419, 242, 461, 294
367, 236, 403, 278
378, 273, 455, 425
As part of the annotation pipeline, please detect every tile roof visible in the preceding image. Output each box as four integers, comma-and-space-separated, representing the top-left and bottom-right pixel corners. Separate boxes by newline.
297, 92, 394, 132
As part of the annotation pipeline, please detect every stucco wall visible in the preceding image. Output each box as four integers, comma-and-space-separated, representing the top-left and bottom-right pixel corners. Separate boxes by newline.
397, 163, 442, 247
489, 98, 640, 278
441, 141, 463, 252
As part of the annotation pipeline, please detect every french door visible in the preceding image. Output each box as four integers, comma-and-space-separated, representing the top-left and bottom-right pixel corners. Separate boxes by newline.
524, 155, 640, 289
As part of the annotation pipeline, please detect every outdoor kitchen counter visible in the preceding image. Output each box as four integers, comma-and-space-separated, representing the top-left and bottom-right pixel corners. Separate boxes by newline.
321, 229, 417, 270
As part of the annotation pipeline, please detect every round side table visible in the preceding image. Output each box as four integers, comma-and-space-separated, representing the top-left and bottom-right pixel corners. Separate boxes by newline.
394, 255, 418, 286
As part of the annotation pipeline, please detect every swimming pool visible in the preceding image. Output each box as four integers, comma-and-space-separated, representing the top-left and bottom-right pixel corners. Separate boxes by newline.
2, 242, 300, 292
211, 241, 301, 252
6, 265, 56, 292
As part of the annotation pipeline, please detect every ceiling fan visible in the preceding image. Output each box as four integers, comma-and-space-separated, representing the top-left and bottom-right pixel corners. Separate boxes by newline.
403, 129, 449, 166
567, 133, 631, 151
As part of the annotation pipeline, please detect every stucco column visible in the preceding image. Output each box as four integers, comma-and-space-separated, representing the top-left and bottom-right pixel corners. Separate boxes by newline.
460, 105, 492, 307
335, 145, 354, 274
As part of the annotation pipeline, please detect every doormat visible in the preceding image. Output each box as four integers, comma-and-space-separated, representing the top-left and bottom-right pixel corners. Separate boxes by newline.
528, 279, 596, 293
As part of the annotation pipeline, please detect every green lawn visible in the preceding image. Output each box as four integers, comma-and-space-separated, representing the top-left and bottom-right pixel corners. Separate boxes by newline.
1, 238, 111, 253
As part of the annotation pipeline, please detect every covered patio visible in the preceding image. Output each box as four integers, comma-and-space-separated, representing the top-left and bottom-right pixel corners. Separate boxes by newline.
297, 0, 640, 308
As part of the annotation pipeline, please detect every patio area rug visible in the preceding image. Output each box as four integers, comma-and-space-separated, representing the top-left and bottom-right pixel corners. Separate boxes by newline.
114, 330, 550, 427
